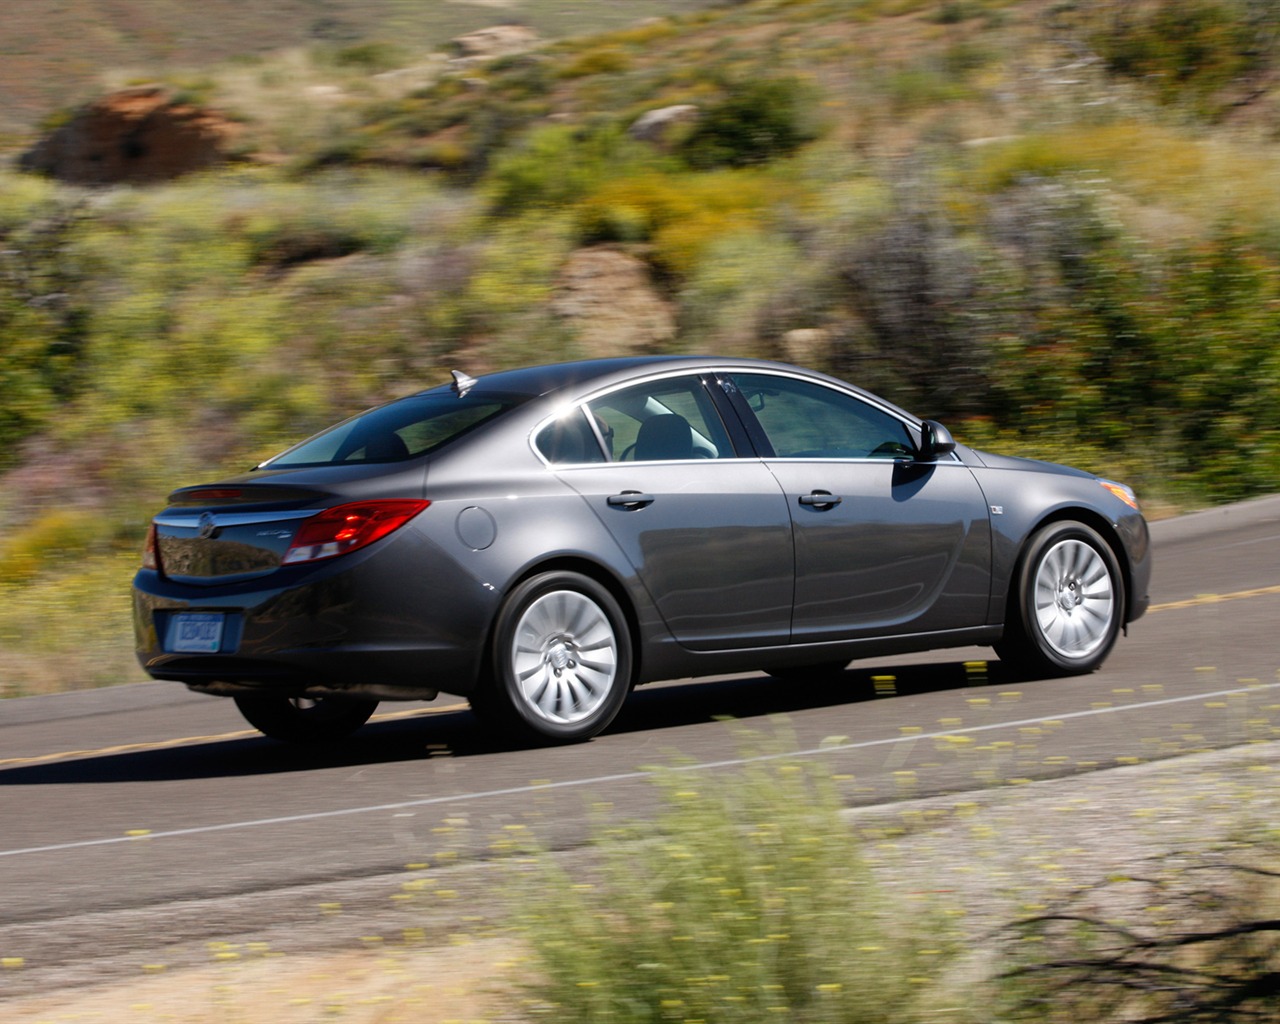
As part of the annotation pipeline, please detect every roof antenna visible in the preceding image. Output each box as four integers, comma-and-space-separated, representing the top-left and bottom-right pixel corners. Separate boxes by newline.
450, 369, 476, 396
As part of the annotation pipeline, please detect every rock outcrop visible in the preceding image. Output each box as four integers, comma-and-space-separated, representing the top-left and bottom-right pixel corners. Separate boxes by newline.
449, 25, 539, 60
19, 87, 240, 185
552, 247, 676, 357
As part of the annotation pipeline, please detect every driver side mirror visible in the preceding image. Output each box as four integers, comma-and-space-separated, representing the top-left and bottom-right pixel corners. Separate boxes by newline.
917, 420, 957, 462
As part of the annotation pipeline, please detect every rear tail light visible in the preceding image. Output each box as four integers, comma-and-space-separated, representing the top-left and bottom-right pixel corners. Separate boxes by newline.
142, 522, 161, 571
283, 500, 430, 565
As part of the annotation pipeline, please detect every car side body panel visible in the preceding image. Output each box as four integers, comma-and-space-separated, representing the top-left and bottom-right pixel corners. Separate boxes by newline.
765, 458, 992, 641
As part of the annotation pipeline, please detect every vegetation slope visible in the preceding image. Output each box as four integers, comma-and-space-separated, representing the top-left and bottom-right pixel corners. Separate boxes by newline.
2, 0, 1280, 694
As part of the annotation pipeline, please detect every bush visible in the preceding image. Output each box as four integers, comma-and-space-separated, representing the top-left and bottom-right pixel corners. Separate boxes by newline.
1089, 0, 1273, 113
560, 46, 635, 79
679, 77, 823, 169
485, 123, 664, 216
836, 186, 995, 419
0, 189, 93, 458
574, 169, 779, 277
324, 41, 409, 73
515, 752, 953, 1023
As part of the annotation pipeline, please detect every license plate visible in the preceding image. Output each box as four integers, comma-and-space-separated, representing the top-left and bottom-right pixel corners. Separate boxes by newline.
169, 612, 224, 653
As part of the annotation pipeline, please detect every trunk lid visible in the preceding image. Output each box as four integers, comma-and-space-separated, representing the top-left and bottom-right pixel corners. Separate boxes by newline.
154, 484, 326, 584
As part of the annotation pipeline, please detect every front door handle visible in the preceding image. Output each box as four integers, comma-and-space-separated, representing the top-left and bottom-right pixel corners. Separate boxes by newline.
608, 491, 655, 510
798, 490, 842, 509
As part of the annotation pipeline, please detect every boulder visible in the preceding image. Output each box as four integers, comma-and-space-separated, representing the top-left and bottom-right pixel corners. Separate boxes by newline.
781, 328, 833, 366
19, 87, 239, 185
628, 104, 700, 145
551, 247, 676, 357
449, 25, 539, 60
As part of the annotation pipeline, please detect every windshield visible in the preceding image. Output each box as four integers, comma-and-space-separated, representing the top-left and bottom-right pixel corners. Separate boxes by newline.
259, 391, 526, 468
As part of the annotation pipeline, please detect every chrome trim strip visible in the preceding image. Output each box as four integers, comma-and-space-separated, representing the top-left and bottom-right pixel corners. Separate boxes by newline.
154, 509, 322, 529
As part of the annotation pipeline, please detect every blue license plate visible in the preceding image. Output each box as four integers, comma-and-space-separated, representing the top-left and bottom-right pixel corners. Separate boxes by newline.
168, 612, 224, 653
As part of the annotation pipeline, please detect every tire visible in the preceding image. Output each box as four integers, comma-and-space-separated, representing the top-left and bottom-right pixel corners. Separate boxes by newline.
995, 521, 1124, 678
233, 694, 378, 744
474, 571, 632, 743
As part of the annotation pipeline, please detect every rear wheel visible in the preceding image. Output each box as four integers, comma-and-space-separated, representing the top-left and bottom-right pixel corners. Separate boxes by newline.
473, 571, 632, 743
233, 694, 378, 744
995, 521, 1123, 678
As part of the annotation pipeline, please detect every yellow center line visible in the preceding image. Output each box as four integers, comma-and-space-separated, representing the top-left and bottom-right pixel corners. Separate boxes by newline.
0, 702, 469, 769
1149, 584, 1280, 613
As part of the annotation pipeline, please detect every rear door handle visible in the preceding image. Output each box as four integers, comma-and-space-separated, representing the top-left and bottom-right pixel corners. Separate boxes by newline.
608, 491, 655, 510
798, 490, 842, 509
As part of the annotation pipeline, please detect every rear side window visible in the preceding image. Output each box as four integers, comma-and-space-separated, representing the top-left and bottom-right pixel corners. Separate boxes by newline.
261, 392, 525, 468
535, 408, 609, 465
588, 376, 734, 462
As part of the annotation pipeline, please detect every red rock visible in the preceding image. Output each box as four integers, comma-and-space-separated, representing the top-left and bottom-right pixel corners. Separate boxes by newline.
20, 86, 240, 185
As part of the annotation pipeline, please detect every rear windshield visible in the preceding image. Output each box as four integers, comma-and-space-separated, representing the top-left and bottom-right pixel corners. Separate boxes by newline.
259, 391, 526, 468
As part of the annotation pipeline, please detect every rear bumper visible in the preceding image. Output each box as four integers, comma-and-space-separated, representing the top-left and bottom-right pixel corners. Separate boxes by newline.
132, 535, 497, 699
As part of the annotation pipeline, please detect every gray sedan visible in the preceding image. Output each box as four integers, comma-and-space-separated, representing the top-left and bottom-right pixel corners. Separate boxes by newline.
132, 357, 1151, 744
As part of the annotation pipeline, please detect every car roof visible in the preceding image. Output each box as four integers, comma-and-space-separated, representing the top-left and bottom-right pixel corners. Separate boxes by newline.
432, 354, 881, 400
441, 356, 709, 398
432, 356, 922, 427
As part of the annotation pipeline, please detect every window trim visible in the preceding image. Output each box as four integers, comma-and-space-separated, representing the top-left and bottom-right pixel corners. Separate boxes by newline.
530, 370, 753, 468
529, 366, 962, 469
718, 368, 961, 466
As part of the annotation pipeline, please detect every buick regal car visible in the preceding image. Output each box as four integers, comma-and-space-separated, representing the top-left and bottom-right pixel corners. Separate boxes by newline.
133, 356, 1151, 744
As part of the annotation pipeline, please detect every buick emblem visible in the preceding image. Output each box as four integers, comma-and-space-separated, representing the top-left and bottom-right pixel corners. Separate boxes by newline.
197, 512, 218, 540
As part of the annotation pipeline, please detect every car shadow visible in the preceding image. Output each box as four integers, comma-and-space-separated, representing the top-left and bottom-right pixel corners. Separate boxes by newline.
613, 657, 1014, 735
0, 657, 1021, 786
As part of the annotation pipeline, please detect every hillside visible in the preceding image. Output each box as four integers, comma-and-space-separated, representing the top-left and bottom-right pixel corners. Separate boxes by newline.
0, 0, 723, 140
1, 0, 1279, 696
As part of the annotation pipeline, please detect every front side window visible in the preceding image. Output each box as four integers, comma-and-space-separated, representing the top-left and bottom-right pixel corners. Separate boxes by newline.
730, 373, 916, 460
586, 376, 734, 462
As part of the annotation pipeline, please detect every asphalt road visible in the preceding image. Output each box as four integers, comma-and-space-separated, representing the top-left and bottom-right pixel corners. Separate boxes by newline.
2, 496, 1278, 986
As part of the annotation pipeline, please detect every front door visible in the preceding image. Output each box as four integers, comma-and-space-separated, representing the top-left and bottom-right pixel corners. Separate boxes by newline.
727, 371, 991, 643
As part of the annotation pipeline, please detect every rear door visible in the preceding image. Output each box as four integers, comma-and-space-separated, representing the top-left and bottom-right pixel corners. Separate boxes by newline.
540, 372, 795, 651
725, 371, 992, 643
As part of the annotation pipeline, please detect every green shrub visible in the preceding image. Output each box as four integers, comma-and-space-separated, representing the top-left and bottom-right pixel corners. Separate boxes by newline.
574, 169, 780, 277
0, 188, 93, 456
485, 123, 665, 215
679, 77, 823, 169
324, 41, 409, 73
515, 753, 953, 1023
560, 46, 635, 80
0, 510, 101, 584
1089, 0, 1271, 112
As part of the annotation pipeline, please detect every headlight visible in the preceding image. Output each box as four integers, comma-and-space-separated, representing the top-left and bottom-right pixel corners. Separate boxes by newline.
1098, 479, 1139, 511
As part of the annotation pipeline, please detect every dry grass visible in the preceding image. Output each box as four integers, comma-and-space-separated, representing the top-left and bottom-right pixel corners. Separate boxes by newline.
0, 0, 724, 139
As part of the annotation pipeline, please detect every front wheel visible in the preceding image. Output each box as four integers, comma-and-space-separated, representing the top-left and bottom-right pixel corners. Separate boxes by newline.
474, 571, 632, 744
995, 521, 1124, 678
233, 694, 378, 744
